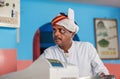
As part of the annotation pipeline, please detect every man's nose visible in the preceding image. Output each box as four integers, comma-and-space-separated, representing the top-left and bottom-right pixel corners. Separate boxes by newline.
54, 30, 60, 36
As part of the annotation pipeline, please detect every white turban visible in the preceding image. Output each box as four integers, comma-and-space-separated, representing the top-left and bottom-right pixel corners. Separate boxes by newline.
52, 8, 79, 33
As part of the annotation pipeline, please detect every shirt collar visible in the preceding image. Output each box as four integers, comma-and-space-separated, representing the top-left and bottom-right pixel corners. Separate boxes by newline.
57, 41, 74, 53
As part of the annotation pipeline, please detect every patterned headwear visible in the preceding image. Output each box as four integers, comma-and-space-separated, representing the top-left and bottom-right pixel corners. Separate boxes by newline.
52, 8, 79, 33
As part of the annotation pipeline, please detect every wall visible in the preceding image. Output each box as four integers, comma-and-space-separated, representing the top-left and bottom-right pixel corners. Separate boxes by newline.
0, 0, 120, 78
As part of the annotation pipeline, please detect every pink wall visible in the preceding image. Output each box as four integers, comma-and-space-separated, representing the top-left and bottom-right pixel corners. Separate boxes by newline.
17, 60, 32, 71
105, 64, 120, 79
0, 49, 17, 75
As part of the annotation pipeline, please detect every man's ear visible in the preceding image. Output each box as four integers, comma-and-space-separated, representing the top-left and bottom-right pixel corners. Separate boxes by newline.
71, 32, 75, 38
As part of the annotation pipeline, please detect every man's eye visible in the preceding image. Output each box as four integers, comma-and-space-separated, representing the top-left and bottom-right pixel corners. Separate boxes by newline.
60, 29, 65, 34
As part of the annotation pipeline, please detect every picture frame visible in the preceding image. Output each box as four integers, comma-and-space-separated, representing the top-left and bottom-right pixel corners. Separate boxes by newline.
94, 18, 119, 59
0, 0, 20, 28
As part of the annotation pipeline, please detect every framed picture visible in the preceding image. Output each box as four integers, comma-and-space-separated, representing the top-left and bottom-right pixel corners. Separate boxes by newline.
0, 0, 20, 28
94, 18, 119, 59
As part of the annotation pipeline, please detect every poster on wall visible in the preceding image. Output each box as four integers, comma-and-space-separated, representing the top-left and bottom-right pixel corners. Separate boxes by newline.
0, 0, 20, 28
94, 18, 119, 59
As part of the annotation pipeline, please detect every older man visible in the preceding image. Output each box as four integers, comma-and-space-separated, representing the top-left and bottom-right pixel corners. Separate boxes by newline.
40, 8, 109, 77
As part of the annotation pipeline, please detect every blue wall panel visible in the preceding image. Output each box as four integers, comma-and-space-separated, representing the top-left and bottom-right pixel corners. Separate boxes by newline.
0, 27, 16, 48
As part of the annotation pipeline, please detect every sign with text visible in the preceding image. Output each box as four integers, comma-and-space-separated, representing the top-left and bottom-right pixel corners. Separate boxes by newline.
94, 18, 119, 59
0, 0, 20, 28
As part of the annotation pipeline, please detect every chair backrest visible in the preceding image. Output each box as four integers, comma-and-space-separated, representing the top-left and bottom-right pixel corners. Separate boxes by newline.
33, 23, 55, 61
33, 29, 40, 61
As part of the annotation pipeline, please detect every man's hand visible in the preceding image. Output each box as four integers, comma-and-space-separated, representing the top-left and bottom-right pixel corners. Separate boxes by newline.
99, 72, 105, 78
99, 73, 115, 79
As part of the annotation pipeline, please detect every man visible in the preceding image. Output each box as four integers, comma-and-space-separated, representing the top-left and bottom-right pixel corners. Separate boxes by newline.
40, 8, 109, 77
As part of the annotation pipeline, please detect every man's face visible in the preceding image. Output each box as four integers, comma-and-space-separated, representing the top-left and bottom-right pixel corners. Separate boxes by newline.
52, 24, 74, 47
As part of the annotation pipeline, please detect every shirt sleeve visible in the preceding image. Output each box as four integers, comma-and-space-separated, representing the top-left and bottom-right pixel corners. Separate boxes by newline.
87, 42, 109, 75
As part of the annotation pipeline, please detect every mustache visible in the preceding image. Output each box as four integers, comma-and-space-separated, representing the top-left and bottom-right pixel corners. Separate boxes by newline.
54, 37, 61, 41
